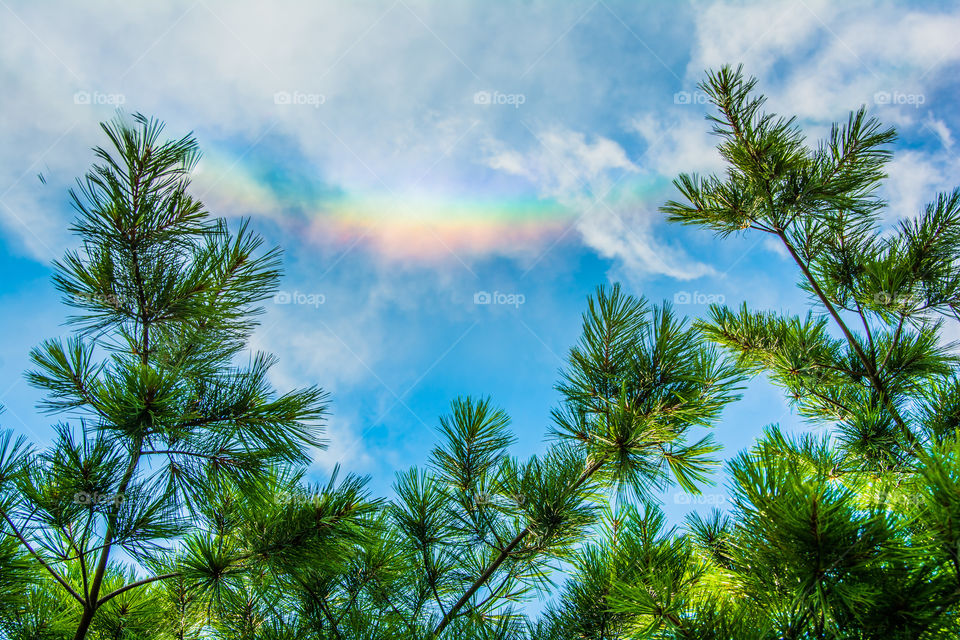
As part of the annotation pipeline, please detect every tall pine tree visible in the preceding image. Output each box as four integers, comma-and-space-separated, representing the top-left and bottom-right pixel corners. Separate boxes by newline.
0, 114, 373, 640
537, 65, 960, 639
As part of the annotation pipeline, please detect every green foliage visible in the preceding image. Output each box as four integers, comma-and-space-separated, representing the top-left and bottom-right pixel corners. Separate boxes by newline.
552, 288, 743, 497
663, 65, 960, 465
0, 114, 346, 639
235, 282, 741, 639
5, 64, 960, 639
505, 65, 960, 640
623, 64, 959, 638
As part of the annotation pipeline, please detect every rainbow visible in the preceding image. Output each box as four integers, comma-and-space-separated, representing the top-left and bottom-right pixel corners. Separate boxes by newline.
305, 193, 574, 260
190, 146, 662, 261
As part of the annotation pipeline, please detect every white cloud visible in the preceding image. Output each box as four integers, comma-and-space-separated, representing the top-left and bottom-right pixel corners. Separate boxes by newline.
5, 0, 954, 282
0, 1, 567, 258
481, 126, 715, 279
629, 113, 725, 178
483, 147, 533, 180
576, 203, 716, 280
883, 148, 960, 223
762, 236, 789, 260
686, 0, 960, 128
482, 128, 638, 199
687, 0, 828, 80
309, 416, 374, 475
923, 115, 954, 151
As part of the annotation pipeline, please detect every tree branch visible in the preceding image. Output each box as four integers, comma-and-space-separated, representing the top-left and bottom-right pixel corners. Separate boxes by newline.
74, 434, 144, 640
96, 571, 180, 607
1, 510, 84, 605
775, 230, 920, 453
431, 455, 607, 637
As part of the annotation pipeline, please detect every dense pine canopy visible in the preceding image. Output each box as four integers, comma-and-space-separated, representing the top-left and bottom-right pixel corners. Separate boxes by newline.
1, 66, 959, 639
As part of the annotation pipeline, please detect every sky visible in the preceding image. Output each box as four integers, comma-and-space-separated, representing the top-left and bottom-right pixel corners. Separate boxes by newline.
1, 0, 959, 527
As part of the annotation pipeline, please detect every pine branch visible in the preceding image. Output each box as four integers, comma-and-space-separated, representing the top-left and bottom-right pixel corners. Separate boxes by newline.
775, 229, 920, 452
303, 584, 343, 640
0, 509, 84, 605
431, 455, 607, 637
73, 434, 144, 640
96, 571, 180, 607
878, 314, 907, 372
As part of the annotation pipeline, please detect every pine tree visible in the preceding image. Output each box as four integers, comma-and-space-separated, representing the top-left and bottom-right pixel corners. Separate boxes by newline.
156, 284, 743, 639
0, 114, 373, 640
536, 65, 960, 639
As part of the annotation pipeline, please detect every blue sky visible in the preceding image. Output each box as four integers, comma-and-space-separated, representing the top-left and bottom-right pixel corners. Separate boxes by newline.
1, 0, 959, 525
